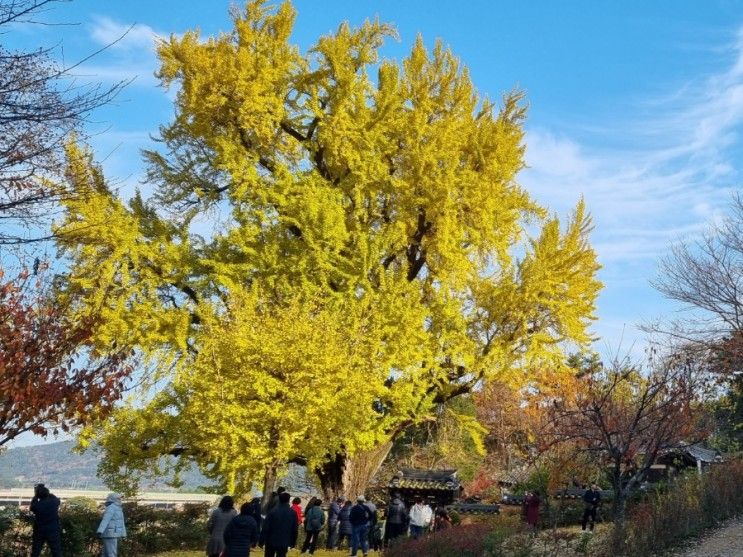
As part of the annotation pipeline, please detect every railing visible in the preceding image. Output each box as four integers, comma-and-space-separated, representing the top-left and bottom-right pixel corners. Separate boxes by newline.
0, 488, 219, 508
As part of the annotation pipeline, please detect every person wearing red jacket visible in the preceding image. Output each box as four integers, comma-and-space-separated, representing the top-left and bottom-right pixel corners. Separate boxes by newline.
291, 497, 304, 526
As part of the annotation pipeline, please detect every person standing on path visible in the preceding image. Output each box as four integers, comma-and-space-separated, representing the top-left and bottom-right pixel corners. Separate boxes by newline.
581, 484, 602, 532
301, 498, 325, 554
97, 493, 127, 557
223, 502, 259, 557
260, 491, 298, 557
349, 495, 373, 557
30, 484, 62, 557
207, 495, 238, 557
384, 492, 408, 546
325, 496, 344, 549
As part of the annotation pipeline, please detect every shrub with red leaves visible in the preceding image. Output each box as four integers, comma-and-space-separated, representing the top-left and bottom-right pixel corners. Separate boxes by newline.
384, 520, 524, 557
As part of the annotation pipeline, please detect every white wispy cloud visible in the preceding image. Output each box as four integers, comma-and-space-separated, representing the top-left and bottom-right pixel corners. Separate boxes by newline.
80, 16, 166, 87
522, 26, 743, 348
523, 28, 743, 267
89, 16, 163, 53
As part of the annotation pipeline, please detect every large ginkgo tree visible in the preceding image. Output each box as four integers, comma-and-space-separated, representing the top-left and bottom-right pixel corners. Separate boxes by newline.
56, 1, 601, 499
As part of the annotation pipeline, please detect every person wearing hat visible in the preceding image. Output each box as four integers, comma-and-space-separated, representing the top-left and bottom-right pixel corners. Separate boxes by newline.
349, 495, 373, 557
97, 493, 127, 557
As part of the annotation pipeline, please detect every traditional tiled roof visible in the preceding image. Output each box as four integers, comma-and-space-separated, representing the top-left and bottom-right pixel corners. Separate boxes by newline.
389, 469, 460, 491
657, 443, 723, 465
686, 444, 722, 463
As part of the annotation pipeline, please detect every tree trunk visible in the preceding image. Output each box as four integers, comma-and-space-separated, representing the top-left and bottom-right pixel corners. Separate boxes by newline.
261, 463, 279, 513
612, 490, 628, 555
316, 442, 394, 501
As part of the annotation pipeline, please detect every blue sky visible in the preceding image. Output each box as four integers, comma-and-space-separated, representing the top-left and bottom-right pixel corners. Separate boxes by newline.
10, 1, 743, 358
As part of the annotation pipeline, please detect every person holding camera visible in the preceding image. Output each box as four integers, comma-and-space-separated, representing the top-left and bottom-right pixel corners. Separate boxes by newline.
30, 483, 63, 557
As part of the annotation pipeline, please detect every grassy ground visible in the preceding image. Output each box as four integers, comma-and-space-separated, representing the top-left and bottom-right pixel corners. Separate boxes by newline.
154, 550, 374, 557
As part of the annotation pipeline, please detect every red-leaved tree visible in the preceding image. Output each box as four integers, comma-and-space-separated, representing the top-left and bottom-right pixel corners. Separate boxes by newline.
544, 352, 711, 547
0, 268, 131, 448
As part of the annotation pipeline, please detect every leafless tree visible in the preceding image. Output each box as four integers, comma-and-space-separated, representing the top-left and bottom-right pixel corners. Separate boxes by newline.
0, 0, 127, 244
652, 195, 743, 342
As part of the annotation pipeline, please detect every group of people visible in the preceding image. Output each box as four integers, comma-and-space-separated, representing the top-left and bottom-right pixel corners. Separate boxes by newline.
519, 483, 603, 533
207, 489, 454, 557
206, 488, 383, 557
28, 482, 456, 557
29, 484, 126, 557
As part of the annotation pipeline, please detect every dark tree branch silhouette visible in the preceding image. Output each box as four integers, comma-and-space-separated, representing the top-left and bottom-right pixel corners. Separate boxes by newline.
0, 0, 128, 244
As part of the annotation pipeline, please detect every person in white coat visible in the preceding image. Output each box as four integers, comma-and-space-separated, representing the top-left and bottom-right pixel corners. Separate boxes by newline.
97, 493, 127, 557
408, 497, 432, 539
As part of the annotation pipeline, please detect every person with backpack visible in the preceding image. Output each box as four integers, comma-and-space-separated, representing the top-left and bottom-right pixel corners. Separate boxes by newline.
349, 495, 373, 557
223, 501, 259, 556
30, 484, 62, 557
300, 498, 325, 554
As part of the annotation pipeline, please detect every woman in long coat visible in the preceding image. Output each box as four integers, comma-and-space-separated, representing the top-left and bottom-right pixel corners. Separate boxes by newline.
206, 495, 237, 557
524, 492, 541, 530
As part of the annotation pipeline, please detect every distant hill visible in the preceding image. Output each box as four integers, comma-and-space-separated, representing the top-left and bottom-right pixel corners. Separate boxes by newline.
0, 441, 316, 494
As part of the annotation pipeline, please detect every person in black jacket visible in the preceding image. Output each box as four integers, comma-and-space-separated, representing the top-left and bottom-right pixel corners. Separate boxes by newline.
30, 484, 62, 557
349, 496, 373, 557
259, 492, 298, 557
337, 500, 353, 549
325, 496, 344, 550
223, 502, 259, 556
384, 493, 408, 546
246, 497, 263, 536
581, 484, 602, 532
265, 486, 287, 515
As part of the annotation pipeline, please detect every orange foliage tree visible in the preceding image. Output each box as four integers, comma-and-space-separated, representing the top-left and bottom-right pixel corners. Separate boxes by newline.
0, 268, 130, 447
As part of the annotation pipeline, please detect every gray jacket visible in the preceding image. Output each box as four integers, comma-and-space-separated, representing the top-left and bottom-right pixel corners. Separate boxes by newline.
97, 495, 127, 539
207, 507, 237, 554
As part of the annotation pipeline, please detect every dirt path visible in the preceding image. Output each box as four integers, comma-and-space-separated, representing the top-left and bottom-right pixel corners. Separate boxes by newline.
669, 517, 743, 557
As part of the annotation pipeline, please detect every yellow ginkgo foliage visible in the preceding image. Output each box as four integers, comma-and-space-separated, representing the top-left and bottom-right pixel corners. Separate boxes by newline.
57, 1, 601, 497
